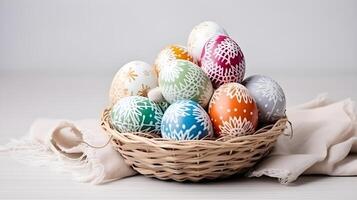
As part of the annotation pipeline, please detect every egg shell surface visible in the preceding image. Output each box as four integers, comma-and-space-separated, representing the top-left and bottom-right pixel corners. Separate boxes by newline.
109, 61, 158, 104
159, 59, 213, 108
154, 45, 194, 75
111, 96, 163, 135
208, 83, 258, 137
161, 100, 213, 140
187, 21, 228, 63
243, 75, 286, 124
201, 35, 245, 88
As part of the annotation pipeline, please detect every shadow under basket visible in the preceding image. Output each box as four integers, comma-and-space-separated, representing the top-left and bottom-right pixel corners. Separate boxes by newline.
101, 108, 288, 182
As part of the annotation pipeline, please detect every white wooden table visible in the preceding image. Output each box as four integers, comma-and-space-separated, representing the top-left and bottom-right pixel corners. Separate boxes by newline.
1, 70, 356, 199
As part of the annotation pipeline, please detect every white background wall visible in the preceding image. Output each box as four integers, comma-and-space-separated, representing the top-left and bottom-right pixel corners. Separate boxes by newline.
1, 0, 356, 75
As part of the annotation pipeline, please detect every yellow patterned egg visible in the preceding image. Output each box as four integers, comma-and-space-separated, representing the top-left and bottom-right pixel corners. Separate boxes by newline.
154, 45, 194, 75
109, 61, 158, 105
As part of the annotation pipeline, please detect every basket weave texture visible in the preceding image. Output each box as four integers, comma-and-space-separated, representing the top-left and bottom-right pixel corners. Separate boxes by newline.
101, 108, 288, 182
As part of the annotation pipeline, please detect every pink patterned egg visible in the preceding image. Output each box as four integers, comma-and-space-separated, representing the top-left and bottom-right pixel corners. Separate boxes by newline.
200, 35, 245, 88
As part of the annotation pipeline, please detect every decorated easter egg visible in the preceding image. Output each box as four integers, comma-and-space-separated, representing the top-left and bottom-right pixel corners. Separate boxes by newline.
147, 87, 165, 103
111, 96, 163, 134
208, 83, 258, 137
147, 87, 170, 112
187, 21, 228, 63
109, 61, 158, 104
157, 101, 170, 112
243, 75, 286, 124
154, 45, 194, 75
161, 100, 213, 140
159, 59, 213, 107
200, 35, 245, 88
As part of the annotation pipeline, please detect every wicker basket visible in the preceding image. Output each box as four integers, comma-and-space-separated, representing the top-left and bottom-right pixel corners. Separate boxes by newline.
101, 107, 288, 182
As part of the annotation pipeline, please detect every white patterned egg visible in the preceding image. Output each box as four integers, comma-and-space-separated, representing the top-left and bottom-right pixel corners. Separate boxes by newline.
243, 75, 286, 124
187, 21, 228, 63
158, 59, 213, 108
109, 61, 158, 105
111, 96, 163, 134
161, 100, 213, 140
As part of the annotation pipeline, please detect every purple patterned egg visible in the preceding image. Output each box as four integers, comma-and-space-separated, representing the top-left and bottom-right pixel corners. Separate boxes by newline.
243, 75, 286, 124
200, 35, 245, 88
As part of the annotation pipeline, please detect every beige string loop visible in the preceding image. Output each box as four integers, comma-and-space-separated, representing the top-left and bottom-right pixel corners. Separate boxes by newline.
283, 120, 293, 139
78, 135, 113, 149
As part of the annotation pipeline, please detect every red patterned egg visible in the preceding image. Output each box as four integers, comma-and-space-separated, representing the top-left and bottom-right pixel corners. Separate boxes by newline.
200, 35, 245, 88
208, 83, 258, 137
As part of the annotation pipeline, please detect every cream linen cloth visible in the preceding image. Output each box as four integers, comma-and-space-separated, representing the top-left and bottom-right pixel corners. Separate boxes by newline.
1, 95, 357, 184
250, 94, 357, 183
0, 119, 136, 184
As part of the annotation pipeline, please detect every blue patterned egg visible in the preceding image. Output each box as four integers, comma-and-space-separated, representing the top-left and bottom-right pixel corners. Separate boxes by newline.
243, 75, 286, 124
161, 100, 213, 140
111, 96, 163, 134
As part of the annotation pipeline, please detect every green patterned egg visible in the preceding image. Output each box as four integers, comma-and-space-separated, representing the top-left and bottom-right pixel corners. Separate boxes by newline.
158, 59, 213, 107
110, 96, 163, 134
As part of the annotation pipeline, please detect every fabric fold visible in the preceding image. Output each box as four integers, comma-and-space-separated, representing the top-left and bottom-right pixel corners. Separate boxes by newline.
0, 119, 136, 184
1, 95, 357, 184
249, 95, 357, 183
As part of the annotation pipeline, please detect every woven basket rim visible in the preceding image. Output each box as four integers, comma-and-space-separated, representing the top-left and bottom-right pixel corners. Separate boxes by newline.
100, 107, 288, 182
101, 107, 288, 145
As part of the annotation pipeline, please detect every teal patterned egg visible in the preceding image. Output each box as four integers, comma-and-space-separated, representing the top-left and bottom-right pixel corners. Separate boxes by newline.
158, 59, 213, 108
157, 101, 170, 112
110, 96, 163, 134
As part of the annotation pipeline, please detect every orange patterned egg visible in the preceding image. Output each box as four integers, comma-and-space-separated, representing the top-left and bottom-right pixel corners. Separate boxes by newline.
208, 83, 258, 137
154, 45, 194, 75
